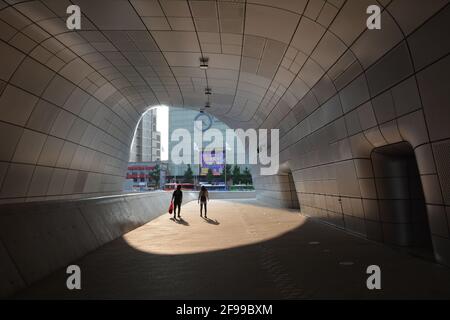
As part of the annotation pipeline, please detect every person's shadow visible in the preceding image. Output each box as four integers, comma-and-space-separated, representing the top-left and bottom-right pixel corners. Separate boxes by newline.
202, 217, 220, 225
171, 217, 189, 226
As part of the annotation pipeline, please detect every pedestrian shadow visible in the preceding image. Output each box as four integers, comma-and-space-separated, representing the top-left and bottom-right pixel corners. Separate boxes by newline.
202, 217, 220, 225
171, 217, 190, 226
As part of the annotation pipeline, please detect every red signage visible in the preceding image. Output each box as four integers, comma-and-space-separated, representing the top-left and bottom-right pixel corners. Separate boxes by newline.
127, 166, 155, 171
126, 173, 149, 179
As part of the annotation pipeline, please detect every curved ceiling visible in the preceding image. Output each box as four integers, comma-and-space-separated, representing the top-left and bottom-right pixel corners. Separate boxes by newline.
0, 0, 448, 203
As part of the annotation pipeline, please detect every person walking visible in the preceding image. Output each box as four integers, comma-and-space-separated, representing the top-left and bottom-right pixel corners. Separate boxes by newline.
198, 185, 209, 218
171, 184, 183, 220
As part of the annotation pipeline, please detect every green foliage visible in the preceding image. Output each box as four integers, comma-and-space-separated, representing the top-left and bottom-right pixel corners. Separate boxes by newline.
242, 167, 252, 185
225, 164, 232, 181
232, 165, 241, 184
184, 164, 194, 183
206, 168, 214, 183
149, 164, 160, 187
220, 164, 232, 182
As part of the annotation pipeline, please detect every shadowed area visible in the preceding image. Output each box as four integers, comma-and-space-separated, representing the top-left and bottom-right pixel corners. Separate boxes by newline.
15, 200, 450, 299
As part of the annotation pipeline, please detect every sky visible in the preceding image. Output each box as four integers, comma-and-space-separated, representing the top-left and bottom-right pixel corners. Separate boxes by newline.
156, 105, 169, 160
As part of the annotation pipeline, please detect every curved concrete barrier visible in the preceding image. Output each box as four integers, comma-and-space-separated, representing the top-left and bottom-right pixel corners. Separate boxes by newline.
207, 191, 256, 200
0, 191, 197, 298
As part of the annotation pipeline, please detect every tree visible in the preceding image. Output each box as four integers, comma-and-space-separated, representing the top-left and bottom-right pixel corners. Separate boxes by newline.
206, 168, 214, 183
183, 164, 194, 183
232, 165, 241, 185
224, 164, 232, 182
220, 164, 232, 182
149, 164, 160, 188
242, 167, 252, 185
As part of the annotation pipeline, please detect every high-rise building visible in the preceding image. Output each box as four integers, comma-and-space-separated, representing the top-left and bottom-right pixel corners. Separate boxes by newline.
130, 109, 161, 162
168, 107, 246, 179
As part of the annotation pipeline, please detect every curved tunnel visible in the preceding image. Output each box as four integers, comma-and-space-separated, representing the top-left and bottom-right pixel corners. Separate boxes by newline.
0, 0, 449, 297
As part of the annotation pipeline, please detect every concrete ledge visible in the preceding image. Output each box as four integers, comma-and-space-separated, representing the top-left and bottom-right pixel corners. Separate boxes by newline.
0, 191, 197, 298
207, 191, 256, 199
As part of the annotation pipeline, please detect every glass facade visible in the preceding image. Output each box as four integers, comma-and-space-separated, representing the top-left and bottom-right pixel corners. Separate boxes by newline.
168, 107, 247, 179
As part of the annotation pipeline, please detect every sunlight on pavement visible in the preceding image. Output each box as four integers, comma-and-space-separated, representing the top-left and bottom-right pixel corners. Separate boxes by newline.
123, 200, 306, 254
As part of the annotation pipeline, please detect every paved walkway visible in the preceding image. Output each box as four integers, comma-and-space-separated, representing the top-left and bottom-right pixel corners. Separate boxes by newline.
17, 199, 450, 299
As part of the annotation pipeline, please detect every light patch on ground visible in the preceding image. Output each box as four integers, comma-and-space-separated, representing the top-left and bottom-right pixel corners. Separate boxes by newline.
123, 200, 306, 254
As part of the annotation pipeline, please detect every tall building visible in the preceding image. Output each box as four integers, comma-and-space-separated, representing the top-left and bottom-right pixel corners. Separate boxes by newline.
130, 109, 161, 162
168, 107, 246, 179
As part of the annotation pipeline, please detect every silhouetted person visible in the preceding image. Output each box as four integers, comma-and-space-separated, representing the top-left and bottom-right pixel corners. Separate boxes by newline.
172, 185, 183, 219
198, 185, 209, 218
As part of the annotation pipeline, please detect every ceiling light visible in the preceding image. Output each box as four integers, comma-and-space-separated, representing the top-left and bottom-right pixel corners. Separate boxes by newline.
199, 57, 209, 70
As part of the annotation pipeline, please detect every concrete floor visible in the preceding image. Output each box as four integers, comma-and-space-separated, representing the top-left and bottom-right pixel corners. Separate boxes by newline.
16, 199, 450, 299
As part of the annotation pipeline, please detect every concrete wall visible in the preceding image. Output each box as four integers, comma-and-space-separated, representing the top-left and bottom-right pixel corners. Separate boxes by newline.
252, 4, 450, 266
207, 191, 256, 200
254, 170, 300, 209
0, 191, 196, 298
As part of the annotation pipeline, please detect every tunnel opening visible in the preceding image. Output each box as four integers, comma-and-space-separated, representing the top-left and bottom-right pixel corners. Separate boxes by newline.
275, 162, 301, 210
287, 171, 300, 211
371, 142, 434, 260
